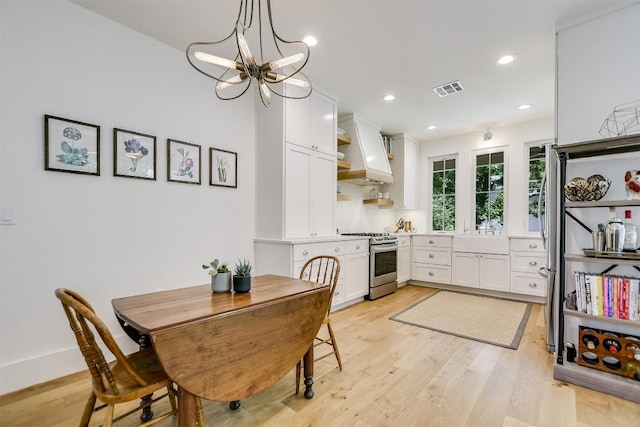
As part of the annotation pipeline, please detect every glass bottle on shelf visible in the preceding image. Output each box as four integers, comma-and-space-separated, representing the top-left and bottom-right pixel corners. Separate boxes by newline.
605, 207, 625, 252
623, 209, 637, 251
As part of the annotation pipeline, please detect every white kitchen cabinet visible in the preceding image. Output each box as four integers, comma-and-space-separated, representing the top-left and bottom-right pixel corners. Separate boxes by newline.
383, 134, 418, 209
411, 235, 452, 284
285, 86, 336, 155
285, 144, 336, 238
254, 238, 368, 310
397, 236, 411, 285
509, 237, 547, 297
256, 88, 338, 239
451, 252, 510, 291
345, 239, 369, 302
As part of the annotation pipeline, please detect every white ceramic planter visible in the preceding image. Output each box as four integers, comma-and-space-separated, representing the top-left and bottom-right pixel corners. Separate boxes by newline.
211, 272, 232, 293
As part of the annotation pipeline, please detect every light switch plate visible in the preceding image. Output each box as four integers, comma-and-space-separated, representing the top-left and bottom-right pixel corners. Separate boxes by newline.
1, 207, 16, 225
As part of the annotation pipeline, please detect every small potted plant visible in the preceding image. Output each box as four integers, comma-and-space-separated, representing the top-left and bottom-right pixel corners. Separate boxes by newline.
233, 259, 252, 293
202, 259, 231, 293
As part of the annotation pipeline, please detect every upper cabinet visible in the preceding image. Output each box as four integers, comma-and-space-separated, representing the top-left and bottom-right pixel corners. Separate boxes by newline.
384, 134, 418, 209
256, 88, 338, 240
285, 86, 336, 155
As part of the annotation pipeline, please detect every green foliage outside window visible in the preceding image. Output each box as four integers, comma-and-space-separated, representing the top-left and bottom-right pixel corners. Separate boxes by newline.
475, 152, 504, 230
432, 159, 456, 231
528, 146, 546, 232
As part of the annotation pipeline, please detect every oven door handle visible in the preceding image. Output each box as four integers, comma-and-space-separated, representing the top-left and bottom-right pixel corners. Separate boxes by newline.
370, 243, 398, 253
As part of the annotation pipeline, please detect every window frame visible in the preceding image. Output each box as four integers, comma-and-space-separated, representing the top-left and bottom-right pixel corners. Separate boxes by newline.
429, 154, 458, 232
524, 139, 553, 234
472, 146, 508, 233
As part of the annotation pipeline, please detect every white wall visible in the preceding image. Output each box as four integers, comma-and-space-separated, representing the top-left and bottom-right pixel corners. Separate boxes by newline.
557, 2, 640, 144
415, 117, 555, 235
0, 0, 256, 393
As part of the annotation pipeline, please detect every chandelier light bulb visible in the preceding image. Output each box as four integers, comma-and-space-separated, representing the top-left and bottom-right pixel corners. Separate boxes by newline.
266, 53, 305, 71
237, 32, 256, 67
194, 51, 241, 70
216, 74, 246, 90
259, 79, 271, 104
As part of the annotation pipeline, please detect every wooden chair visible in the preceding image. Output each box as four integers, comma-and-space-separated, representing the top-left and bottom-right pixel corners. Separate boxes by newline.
55, 288, 205, 427
295, 255, 343, 395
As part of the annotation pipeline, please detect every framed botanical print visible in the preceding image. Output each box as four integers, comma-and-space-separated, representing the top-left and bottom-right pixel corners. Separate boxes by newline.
167, 139, 201, 185
45, 115, 100, 175
113, 128, 156, 180
209, 147, 237, 188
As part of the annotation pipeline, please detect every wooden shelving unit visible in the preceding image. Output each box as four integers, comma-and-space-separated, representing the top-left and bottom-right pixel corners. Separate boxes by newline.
363, 198, 394, 207
337, 193, 351, 202
337, 159, 351, 170
337, 134, 351, 145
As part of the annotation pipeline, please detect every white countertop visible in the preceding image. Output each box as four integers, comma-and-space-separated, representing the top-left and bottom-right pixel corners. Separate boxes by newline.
254, 235, 369, 245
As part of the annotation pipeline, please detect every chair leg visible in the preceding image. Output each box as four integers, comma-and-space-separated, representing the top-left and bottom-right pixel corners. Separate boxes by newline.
326, 323, 342, 370
295, 360, 302, 395
79, 392, 96, 427
167, 385, 178, 413
195, 398, 205, 427
103, 404, 115, 427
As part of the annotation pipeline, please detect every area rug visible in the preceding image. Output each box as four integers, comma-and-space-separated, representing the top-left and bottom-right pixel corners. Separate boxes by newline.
390, 290, 532, 349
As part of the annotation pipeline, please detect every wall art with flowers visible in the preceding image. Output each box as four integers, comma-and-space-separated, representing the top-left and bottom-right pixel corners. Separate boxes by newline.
167, 139, 201, 185
209, 147, 237, 188
45, 115, 100, 175
113, 128, 156, 180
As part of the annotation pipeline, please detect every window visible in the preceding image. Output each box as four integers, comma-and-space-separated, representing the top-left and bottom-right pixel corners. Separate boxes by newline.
475, 150, 504, 231
432, 158, 456, 231
527, 145, 546, 232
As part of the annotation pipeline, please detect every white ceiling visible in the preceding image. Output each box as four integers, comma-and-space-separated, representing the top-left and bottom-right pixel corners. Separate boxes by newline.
71, 0, 634, 142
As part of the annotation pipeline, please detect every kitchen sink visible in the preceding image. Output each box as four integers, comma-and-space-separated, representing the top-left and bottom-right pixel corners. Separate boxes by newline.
452, 234, 509, 254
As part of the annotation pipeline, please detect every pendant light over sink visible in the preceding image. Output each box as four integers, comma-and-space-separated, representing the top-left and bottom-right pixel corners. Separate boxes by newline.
186, 0, 312, 106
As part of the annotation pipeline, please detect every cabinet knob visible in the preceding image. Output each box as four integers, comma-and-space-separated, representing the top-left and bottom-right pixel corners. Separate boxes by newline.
356, 244, 360, 249
428, 254, 435, 258
303, 250, 309, 256
529, 261, 538, 266
529, 243, 538, 248
528, 282, 537, 288
335, 247, 340, 252
428, 240, 435, 244
428, 271, 434, 276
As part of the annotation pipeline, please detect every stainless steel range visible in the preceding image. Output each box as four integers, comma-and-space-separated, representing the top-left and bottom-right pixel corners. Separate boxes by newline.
341, 232, 398, 300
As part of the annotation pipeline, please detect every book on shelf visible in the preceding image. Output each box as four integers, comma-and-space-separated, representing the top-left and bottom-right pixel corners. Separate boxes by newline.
569, 271, 640, 322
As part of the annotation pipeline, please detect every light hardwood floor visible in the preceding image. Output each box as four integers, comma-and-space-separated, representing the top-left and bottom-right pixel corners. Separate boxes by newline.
1, 285, 638, 426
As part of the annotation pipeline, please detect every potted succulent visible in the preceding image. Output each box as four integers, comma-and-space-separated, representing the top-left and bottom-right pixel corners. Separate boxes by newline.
233, 259, 252, 293
202, 259, 231, 293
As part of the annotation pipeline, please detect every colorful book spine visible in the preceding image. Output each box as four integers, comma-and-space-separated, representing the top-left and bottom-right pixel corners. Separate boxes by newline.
630, 278, 640, 322
603, 275, 609, 317
584, 274, 593, 315
596, 275, 604, 316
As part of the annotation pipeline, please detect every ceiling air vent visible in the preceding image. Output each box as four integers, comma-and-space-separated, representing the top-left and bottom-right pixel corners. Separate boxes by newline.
432, 80, 465, 97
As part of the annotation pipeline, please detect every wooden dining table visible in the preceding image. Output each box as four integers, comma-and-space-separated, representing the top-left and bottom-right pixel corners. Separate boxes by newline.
112, 274, 330, 427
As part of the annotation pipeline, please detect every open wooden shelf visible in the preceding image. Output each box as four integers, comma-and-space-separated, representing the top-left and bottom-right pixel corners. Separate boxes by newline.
337, 134, 351, 145
563, 307, 640, 327
337, 193, 351, 202
363, 198, 394, 207
337, 159, 351, 170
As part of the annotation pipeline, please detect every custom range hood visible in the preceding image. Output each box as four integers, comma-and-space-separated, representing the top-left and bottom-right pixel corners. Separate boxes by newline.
337, 114, 393, 185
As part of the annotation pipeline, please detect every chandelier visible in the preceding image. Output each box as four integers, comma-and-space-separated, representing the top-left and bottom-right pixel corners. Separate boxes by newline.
186, 0, 312, 106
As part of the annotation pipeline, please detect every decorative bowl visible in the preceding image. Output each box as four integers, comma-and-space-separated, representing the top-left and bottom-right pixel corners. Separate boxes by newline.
564, 174, 611, 202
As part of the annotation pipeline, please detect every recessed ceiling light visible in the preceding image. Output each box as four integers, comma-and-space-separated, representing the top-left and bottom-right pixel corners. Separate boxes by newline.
383, 94, 395, 101
302, 35, 317, 46
518, 104, 531, 110
496, 54, 516, 65
427, 125, 437, 130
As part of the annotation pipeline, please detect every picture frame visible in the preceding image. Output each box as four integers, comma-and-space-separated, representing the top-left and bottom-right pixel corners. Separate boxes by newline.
209, 147, 237, 188
167, 139, 201, 185
45, 115, 100, 175
113, 128, 156, 180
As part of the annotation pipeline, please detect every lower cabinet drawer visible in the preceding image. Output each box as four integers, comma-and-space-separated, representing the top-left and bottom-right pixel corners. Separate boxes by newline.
511, 253, 546, 273
294, 256, 345, 280
510, 272, 547, 297
412, 263, 451, 284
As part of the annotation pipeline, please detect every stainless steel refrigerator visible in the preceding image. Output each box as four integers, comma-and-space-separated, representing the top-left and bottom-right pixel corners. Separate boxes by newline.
538, 143, 559, 354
